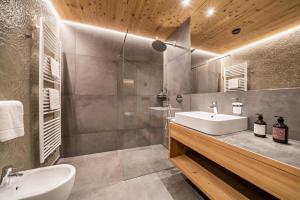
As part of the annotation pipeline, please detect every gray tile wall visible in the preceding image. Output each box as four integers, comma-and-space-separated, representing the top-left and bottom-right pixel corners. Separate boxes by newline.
164, 18, 192, 96
191, 50, 217, 67
191, 59, 221, 93
61, 23, 164, 157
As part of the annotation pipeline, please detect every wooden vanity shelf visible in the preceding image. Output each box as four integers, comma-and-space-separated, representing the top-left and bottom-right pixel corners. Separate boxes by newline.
171, 155, 248, 200
169, 122, 300, 200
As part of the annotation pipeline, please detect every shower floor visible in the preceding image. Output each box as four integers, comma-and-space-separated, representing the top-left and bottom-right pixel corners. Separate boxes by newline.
58, 144, 206, 200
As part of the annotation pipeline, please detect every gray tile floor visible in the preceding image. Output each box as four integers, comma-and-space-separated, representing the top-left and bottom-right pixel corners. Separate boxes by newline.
58, 144, 205, 200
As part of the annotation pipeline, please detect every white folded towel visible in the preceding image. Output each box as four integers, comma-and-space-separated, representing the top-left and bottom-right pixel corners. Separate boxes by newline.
48, 88, 60, 110
0, 101, 24, 142
50, 57, 60, 79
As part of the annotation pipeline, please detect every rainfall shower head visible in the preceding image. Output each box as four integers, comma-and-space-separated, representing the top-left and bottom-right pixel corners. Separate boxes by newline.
152, 39, 195, 53
152, 40, 167, 52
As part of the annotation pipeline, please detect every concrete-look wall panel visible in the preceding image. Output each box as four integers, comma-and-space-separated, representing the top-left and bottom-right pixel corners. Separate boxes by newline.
164, 18, 192, 96
60, 23, 76, 54
76, 27, 123, 59
75, 55, 118, 95
62, 53, 76, 95
75, 95, 119, 133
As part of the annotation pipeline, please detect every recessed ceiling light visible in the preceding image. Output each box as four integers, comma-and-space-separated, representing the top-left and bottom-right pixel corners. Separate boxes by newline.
207, 8, 215, 16
181, 0, 191, 7
232, 28, 241, 35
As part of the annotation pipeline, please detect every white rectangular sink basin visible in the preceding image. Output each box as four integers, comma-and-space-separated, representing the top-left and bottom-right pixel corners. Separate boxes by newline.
175, 111, 248, 135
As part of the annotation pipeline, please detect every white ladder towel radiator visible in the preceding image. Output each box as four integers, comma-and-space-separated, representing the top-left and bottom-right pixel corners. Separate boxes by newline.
38, 17, 61, 163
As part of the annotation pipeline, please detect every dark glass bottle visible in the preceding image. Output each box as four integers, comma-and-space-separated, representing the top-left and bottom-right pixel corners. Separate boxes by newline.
254, 114, 267, 137
272, 116, 288, 144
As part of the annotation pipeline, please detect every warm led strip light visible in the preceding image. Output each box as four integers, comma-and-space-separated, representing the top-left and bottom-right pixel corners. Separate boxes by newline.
44, 0, 60, 19
192, 49, 220, 57
62, 20, 154, 41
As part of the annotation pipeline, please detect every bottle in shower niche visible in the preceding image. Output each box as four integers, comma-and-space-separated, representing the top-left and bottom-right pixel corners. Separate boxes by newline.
272, 116, 288, 144
254, 114, 267, 137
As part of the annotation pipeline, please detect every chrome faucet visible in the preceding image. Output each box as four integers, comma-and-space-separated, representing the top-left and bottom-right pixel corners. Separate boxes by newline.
208, 101, 218, 115
0, 165, 23, 188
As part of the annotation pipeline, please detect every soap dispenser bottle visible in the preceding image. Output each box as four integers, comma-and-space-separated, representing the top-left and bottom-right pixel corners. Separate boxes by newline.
232, 98, 243, 115
272, 116, 288, 144
254, 114, 267, 137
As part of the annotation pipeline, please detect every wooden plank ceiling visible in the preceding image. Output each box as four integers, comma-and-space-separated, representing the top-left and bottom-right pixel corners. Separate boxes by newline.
52, 0, 300, 54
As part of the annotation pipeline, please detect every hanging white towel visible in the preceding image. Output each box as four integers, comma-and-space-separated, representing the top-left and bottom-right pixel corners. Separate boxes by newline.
228, 78, 242, 89
0, 101, 24, 142
50, 57, 60, 79
48, 88, 60, 110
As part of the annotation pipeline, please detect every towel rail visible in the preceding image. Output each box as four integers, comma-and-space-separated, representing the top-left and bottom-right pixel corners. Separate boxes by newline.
44, 124, 61, 136
224, 62, 247, 92
44, 117, 60, 125
44, 125, 61, 136
38, 17, 61, 163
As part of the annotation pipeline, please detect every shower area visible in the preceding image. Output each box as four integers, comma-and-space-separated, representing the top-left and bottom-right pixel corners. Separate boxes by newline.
60, 16, 221, 157
61, 23, 164, 157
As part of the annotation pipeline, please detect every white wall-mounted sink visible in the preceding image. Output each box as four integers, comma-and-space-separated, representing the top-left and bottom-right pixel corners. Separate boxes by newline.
0, 164, 75, 200
175, 111, 248, 135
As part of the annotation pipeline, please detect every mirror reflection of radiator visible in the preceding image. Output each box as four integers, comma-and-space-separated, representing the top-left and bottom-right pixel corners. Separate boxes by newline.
224, 62, 247, 92
38, 17, 61, 163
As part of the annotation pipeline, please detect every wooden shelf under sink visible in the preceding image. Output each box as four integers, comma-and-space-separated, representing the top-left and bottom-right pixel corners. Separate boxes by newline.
170, 155, 248, 200
169, 122, 300, 200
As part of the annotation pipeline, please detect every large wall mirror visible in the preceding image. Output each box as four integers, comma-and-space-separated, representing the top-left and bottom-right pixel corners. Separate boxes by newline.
165, 18, 300, 95
190, 27, 300, 94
